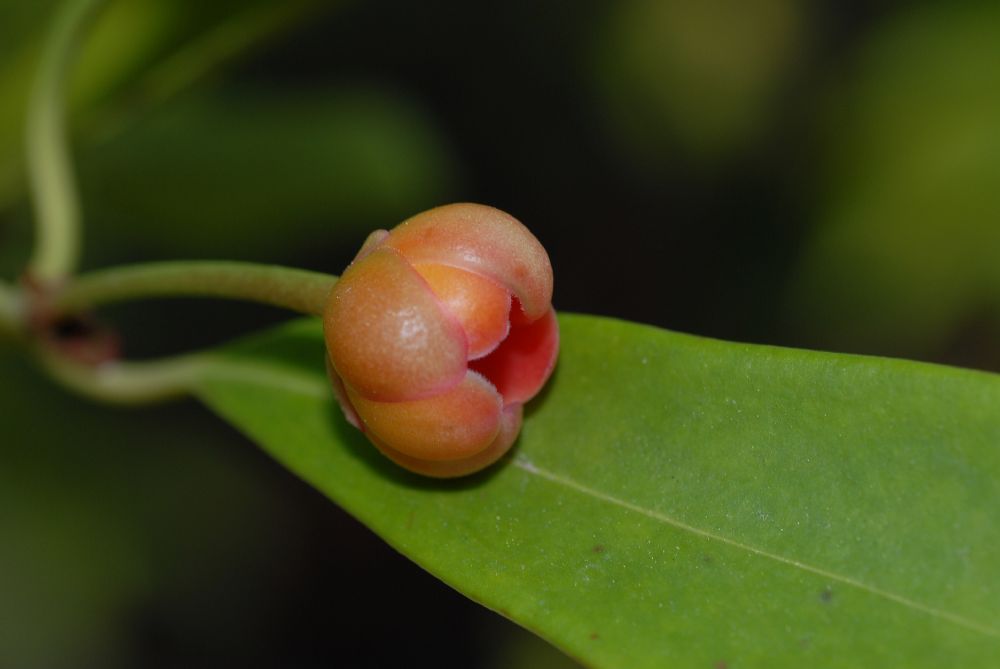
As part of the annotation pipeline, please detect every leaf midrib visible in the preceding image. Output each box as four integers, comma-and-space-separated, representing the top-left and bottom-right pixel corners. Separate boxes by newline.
512, 455, 1000, 640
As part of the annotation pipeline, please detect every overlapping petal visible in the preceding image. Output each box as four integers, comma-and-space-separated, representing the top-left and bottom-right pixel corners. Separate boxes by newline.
385, 203, 554, 320
368, 404, 524, 478
413, 262, 511, 359
346, 371, 503, 461
324, 247, 467, 401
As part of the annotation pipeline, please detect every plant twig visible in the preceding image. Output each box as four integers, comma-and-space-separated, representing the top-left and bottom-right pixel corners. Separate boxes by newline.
36, 345, 209, 405
54, 260, 337, 317
26, 0, 107, 283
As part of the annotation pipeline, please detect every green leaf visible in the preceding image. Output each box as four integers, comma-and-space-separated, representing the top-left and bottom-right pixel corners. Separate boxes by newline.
194, 314, 1000, 668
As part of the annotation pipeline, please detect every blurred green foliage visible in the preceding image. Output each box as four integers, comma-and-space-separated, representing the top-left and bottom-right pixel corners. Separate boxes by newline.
0, 0, 306, 209
0, 0, 457, 272
0, 345, 299, 668
593, 0, 806, 164
80, 87, 456, 262
789, 2, 1000, 357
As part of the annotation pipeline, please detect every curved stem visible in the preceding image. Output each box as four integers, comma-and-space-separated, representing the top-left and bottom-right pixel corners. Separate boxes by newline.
26, 0, 107, 282
36, 345, 209, 405
54, 261, 337, 317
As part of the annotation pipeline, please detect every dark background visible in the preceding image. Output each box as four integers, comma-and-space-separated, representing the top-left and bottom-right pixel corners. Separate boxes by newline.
1, 0, 998, 667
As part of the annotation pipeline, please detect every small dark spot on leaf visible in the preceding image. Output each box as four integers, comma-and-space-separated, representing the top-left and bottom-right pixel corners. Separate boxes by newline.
592, 544, 605, 554
799, 636, 812, 649
715, 661, 728, 669
405, 511, 415, 530
701, 553, 713, 565
589, 632, 600, 640
820, 588, 833, 603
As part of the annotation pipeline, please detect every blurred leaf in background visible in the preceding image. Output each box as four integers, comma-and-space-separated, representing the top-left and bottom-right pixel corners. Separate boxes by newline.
0, 345, 301, 668
0, 0, 326, 212
0, 0, 428, 272
788, 2, 1000, 361
591, 0, 806, 166
484, 625, 583, 669
79, 86, 457, 264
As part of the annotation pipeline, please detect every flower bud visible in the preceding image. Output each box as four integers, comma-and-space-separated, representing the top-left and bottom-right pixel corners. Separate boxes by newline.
323, 203, 559, 477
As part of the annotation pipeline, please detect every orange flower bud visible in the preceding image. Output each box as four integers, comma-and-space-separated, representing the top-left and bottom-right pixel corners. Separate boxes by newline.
323, 203, 559, 477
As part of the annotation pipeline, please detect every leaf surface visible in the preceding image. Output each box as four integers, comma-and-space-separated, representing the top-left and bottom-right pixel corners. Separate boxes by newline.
194, 314, 1000, 668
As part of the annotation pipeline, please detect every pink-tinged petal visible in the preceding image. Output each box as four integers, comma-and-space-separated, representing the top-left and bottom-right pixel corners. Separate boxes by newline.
385, 203, 553, 321
471, 307, 559, 406
507, 296, 533, 327
347, 371, 502, 461
324, 247, 467, 401
369, 404, 523, 478
414, 263, 511, 360
351, 229, 390, 264
325, 356, 361, 429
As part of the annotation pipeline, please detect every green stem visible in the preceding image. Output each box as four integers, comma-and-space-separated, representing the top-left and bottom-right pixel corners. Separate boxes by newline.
37, 345, 209, 405
54, 260, 337, 317
26, 0, 107, 282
